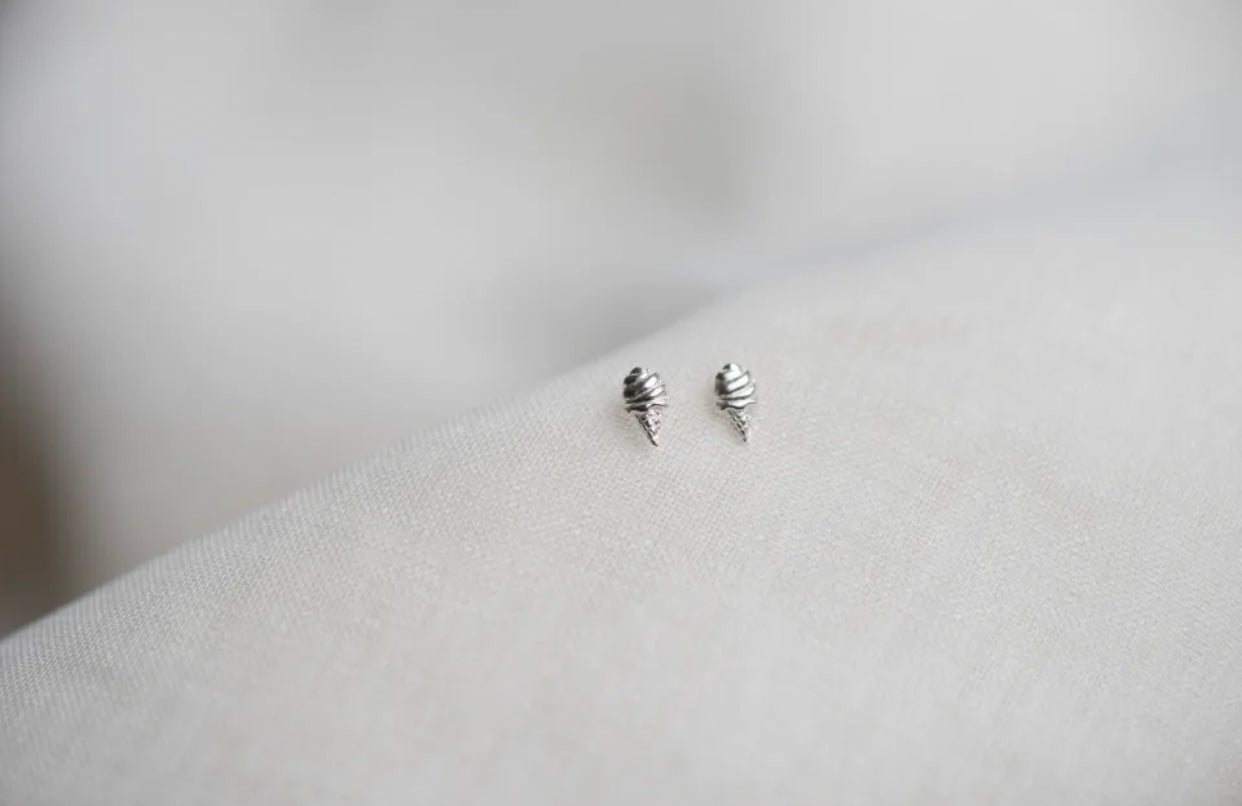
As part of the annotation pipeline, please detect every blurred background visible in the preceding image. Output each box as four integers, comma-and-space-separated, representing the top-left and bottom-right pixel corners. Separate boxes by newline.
0, 0, 1239, 633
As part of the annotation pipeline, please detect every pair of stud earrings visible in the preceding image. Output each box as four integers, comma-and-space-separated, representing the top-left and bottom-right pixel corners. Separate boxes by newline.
622, 363, 757, 446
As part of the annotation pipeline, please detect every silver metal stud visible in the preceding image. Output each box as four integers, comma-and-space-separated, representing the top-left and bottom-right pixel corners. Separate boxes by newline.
714, 363, 756, 442
622, 367, 668, 446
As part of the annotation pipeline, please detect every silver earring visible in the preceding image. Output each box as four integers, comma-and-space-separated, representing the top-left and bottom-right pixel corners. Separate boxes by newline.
622, 367, 668, 446
714, 363, 756, 442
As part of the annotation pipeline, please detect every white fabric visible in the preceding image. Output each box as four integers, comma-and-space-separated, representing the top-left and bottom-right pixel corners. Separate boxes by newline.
3, 175, 1241, 803
1, 0, 1239, 598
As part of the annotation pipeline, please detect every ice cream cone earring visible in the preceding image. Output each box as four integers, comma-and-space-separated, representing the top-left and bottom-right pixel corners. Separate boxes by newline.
714, 363, 756, 442
622, 367, 668, 446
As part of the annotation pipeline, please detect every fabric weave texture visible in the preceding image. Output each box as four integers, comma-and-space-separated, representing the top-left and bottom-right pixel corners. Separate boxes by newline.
2, 182, 1241, 804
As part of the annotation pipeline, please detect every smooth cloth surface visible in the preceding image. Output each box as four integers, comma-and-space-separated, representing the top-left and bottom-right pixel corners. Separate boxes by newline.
3, 175, 1241, 803
2, 0, 1239, 604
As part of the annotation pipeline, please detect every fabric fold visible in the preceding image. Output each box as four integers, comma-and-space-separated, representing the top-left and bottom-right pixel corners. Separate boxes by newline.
3, 179, 1241, 804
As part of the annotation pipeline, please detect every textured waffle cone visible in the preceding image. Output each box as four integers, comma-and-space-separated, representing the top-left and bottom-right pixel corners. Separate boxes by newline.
725, 408, 751, 442
634, 409, 663, 446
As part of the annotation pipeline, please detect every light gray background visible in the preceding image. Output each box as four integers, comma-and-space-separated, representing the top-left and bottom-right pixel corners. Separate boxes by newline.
2, 2, 1242, 800
3, 173, 1241, 802
0, 0, 1238, 629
